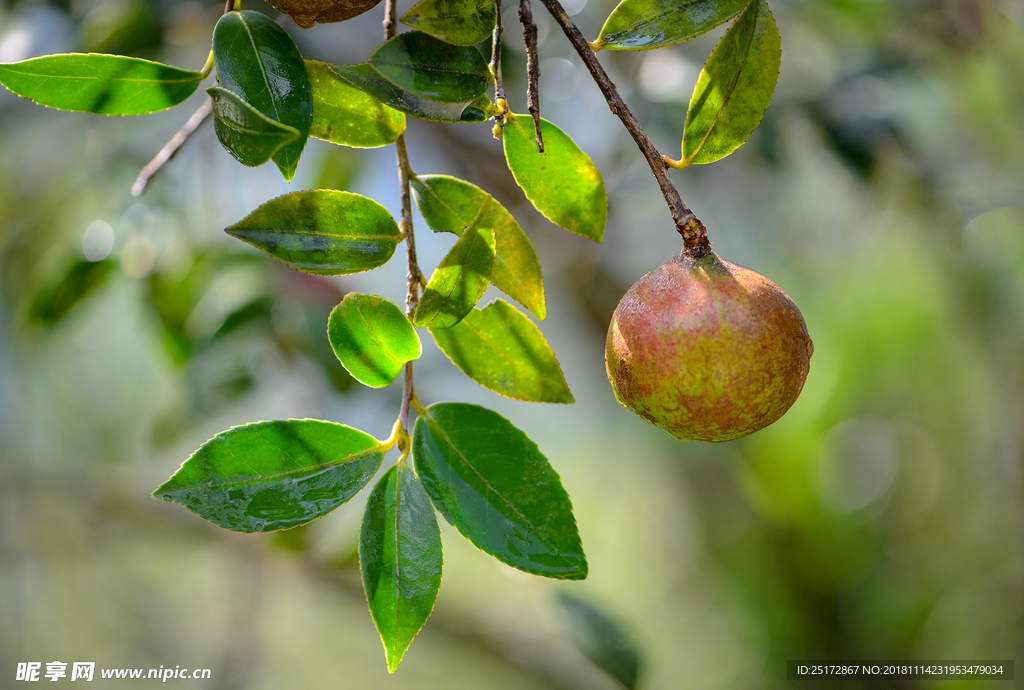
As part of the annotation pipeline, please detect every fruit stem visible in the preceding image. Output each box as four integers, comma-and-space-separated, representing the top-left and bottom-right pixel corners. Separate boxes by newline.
536, 0, 711, 256
386, 0, 422, 432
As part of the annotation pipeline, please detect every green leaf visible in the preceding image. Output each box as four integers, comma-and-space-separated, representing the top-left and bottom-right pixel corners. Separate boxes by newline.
401, 0, 497, 46
556, 592, 642, 690
213, 10, 313, 181
503, 114, 607, 243
153, 419, 384, 532
306, 60, 405, 148
225, 190, 401, 276
593, 0, 746, 51
207, 86, 300, 167
30, 259, 115, 326
413, 225, 494, 329
360, 464, 442, 673
678, 0, 781, 166
369, 31, 490, 103
411, 175, 545, 319
328, 293, 421, 388
413, 402, 587, 579
429, 300, 573, 403
0, 53, 202, 115
330, 63, 494, 122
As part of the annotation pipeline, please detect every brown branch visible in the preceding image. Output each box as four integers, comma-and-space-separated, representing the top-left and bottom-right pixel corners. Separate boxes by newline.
519, 0, 544, 152
396, 136, 420, 432
536, 0, 710, 255
131, 98, 213, 197
491, 0, 506, 106
386, 0, 421, 430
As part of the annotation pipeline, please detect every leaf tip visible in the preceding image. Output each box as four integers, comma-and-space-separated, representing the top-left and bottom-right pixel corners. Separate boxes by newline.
385, 650, 404, 674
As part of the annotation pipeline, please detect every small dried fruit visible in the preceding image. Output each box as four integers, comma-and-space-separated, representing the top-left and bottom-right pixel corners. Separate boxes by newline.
266, 0, 383, 28
606, 250, 812, 442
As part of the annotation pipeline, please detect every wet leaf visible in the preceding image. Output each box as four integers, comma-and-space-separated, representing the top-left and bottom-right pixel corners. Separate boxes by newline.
153, 419, 383, 532
594, 0, 746, 51
503, 114, 606, 243
330, 62, 494, 122
226, 190, 401, 275
360, 464, 442, 673
430, 300, 572, 403
413, 402, 587, 579
678, 0, 780, 166
207, 86, 300, 167
401, 0, 497, 46
213, 10, 313, 180
369, 31, 490, 103
412, 175, 545, 319
328, 293, 421, 388
0, 53, 202, 114
556, 592, 642, 690
413, 225, 494, 329
306, 60, 405, 148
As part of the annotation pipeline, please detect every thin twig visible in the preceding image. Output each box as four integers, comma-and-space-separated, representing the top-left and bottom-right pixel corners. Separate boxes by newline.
386, 0, 421, 430
519, 0, 544, 152
490, 0, 506, 107
396, 138, 420, 431
536, 0, 710, 255
132, 98, 213, 197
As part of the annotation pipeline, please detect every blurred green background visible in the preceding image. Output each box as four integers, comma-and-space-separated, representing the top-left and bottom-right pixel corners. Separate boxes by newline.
1, 0, 1022, 688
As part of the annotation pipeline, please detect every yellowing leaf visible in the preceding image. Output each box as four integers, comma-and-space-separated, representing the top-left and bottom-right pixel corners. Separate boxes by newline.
503, 115, 607, 243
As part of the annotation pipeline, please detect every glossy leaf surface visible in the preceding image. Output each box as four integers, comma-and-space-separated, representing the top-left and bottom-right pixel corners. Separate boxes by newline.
411, 175, 545, 319
401, 0, 497, 46
226, 190, 400, 275
0, 53, 201, 114
213, 10, 313, 180
360, 464, 442, 673
207, 86, 300, 167
413, 402, 586, 579
557, 592, 641, 690
594, 0, 746, 51
504, 115, 607, 243
154, 419, 383, 532
328, 293, 421, 388
369, 31, 490, 103
679, 0, 780, 166
413, 225, 494, 329
430, 300, 572, 403
330, 63, 493, 122
306, 60, 405, 148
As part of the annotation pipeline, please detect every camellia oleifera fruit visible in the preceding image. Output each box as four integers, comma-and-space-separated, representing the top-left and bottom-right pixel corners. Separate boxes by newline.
606, 250, 812, 442
266, 0, 383, 28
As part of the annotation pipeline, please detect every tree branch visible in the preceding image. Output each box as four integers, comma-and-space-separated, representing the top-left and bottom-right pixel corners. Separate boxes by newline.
131, 98, 212, 197
386, 0, 421, 430
519, 0, 544, 152
491, 0, 506, 107
535, 0, 710, 255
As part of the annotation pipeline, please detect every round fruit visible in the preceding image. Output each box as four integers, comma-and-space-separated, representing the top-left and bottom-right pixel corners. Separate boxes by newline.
266, 0, 383, 28
605, 250, 812, 442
